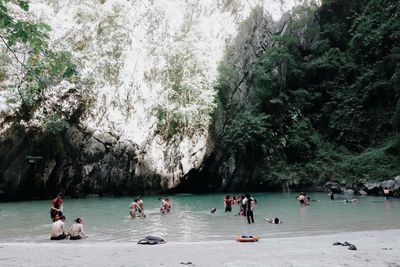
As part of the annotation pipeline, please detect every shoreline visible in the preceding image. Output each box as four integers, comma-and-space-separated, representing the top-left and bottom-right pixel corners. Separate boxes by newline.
1, 190, 397, 203
1, 229, 399, 266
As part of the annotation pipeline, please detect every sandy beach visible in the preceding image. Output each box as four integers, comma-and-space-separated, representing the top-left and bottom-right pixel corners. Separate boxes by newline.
1, 229, 399, 267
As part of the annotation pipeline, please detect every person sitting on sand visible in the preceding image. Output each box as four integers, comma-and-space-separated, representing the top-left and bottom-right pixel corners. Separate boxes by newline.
50, 215, 66, 240
130, 197, 145, 219
297, 192, 309, 206
50, 193, 63, 222
265, 217, 282, 224
224, 195, 233, 212
67, 218, 88, 240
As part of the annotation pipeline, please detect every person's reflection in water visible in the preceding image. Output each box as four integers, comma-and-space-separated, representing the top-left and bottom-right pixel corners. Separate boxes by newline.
384, 198, 394, 210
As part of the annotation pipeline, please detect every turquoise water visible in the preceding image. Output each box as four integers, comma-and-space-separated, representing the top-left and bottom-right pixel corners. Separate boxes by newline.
0, 193, 399, 242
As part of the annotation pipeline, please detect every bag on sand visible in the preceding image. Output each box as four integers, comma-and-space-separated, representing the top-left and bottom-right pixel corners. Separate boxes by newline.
137, 236, 166, 245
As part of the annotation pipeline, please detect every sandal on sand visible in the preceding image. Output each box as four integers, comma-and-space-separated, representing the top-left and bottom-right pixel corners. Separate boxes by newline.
341, 241, 351, 246
332, 242, 342, 245
348, 244, 357, 250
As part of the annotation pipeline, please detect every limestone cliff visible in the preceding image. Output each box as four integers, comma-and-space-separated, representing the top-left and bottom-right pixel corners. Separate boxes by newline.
0, 0, 308, 200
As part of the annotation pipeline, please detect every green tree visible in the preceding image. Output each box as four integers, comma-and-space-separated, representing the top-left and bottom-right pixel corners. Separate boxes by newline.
1, 0, 79, 132
215, 0, 400, 189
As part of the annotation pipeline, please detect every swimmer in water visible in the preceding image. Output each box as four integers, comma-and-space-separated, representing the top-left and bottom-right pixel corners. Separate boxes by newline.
344, 199, 358, 203
265, 217, 282, 224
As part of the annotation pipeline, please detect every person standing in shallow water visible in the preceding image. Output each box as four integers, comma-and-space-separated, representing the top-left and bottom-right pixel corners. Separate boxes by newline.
297, 192, 309, 206
130, 197, 145, 219
328, 191, 334, 200
50, 193, 63, 222
243, 194, 256, 224
159, 198, 168, 214
241, 195, 247, 216
137, 196, 145, 214
383, 187, 393, 199
165, 198, 172, 212
224, 195, 233, 212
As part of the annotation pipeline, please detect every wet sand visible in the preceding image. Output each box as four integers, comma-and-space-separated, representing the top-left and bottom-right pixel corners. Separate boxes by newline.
1, 229, 399, 266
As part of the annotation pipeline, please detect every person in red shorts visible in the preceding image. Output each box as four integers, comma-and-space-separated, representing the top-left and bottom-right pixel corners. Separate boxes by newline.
224, 195, 233, 212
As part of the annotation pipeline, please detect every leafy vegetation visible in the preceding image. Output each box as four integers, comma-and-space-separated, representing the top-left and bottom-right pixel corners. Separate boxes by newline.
154, 44, 215, 140
215, 0, 400, 189
0, 0, 82, 133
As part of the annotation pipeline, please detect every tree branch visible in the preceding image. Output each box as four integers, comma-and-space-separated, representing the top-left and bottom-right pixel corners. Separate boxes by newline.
0, 34, 31, 72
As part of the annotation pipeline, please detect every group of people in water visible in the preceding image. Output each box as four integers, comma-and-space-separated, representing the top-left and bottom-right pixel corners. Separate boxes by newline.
222, 194, 284, 224
129, 196, 172, 219
297, 191, 363, 205
49, 193, 88, 240
48, 186, 395, 240
223, 194, 257, 224
128, 193, 258, 224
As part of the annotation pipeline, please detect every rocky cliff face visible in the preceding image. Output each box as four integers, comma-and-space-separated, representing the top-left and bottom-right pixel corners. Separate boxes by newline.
0, 0, 307, 200
180, 2, 321, 192
180, 9, 294, 192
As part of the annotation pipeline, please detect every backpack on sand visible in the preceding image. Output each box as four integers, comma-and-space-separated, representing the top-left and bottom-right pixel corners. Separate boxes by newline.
137, 236, 166, 245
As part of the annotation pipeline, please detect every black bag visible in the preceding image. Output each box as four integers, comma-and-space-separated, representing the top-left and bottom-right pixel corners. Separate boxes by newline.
137, 236, 166, 245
